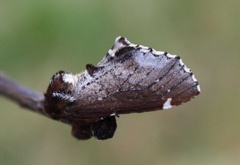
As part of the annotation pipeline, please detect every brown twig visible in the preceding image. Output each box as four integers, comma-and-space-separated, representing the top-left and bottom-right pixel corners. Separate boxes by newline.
0, 72, 47, 116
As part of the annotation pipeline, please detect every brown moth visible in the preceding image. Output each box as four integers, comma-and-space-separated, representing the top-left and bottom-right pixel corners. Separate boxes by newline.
44, 37, 200, 140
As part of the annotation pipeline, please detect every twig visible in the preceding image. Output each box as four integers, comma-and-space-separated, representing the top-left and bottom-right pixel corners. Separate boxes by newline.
0, 72, 47, 116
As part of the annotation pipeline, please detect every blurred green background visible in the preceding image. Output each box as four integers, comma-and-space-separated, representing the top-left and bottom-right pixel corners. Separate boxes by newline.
0, 0, 240, 165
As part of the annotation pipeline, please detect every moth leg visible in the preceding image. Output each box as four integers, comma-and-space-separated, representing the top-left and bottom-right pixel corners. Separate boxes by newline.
71, 123, 92, 140
91, 116, 117, 140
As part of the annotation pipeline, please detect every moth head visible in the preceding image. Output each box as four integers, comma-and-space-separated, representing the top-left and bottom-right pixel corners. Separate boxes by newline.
44, 71, 78, 120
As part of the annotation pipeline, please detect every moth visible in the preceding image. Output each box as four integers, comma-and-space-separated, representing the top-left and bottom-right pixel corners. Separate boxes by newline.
44, 36, 200, 140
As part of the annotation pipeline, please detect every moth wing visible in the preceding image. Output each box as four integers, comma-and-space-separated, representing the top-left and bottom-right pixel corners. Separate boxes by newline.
68, 37, 200, 119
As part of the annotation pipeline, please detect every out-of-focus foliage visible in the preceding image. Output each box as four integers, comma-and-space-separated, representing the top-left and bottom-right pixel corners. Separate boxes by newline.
1, 1, 240, 165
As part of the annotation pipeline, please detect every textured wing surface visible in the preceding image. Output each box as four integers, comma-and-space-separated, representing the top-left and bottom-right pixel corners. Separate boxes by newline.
68, 37, 200, 118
